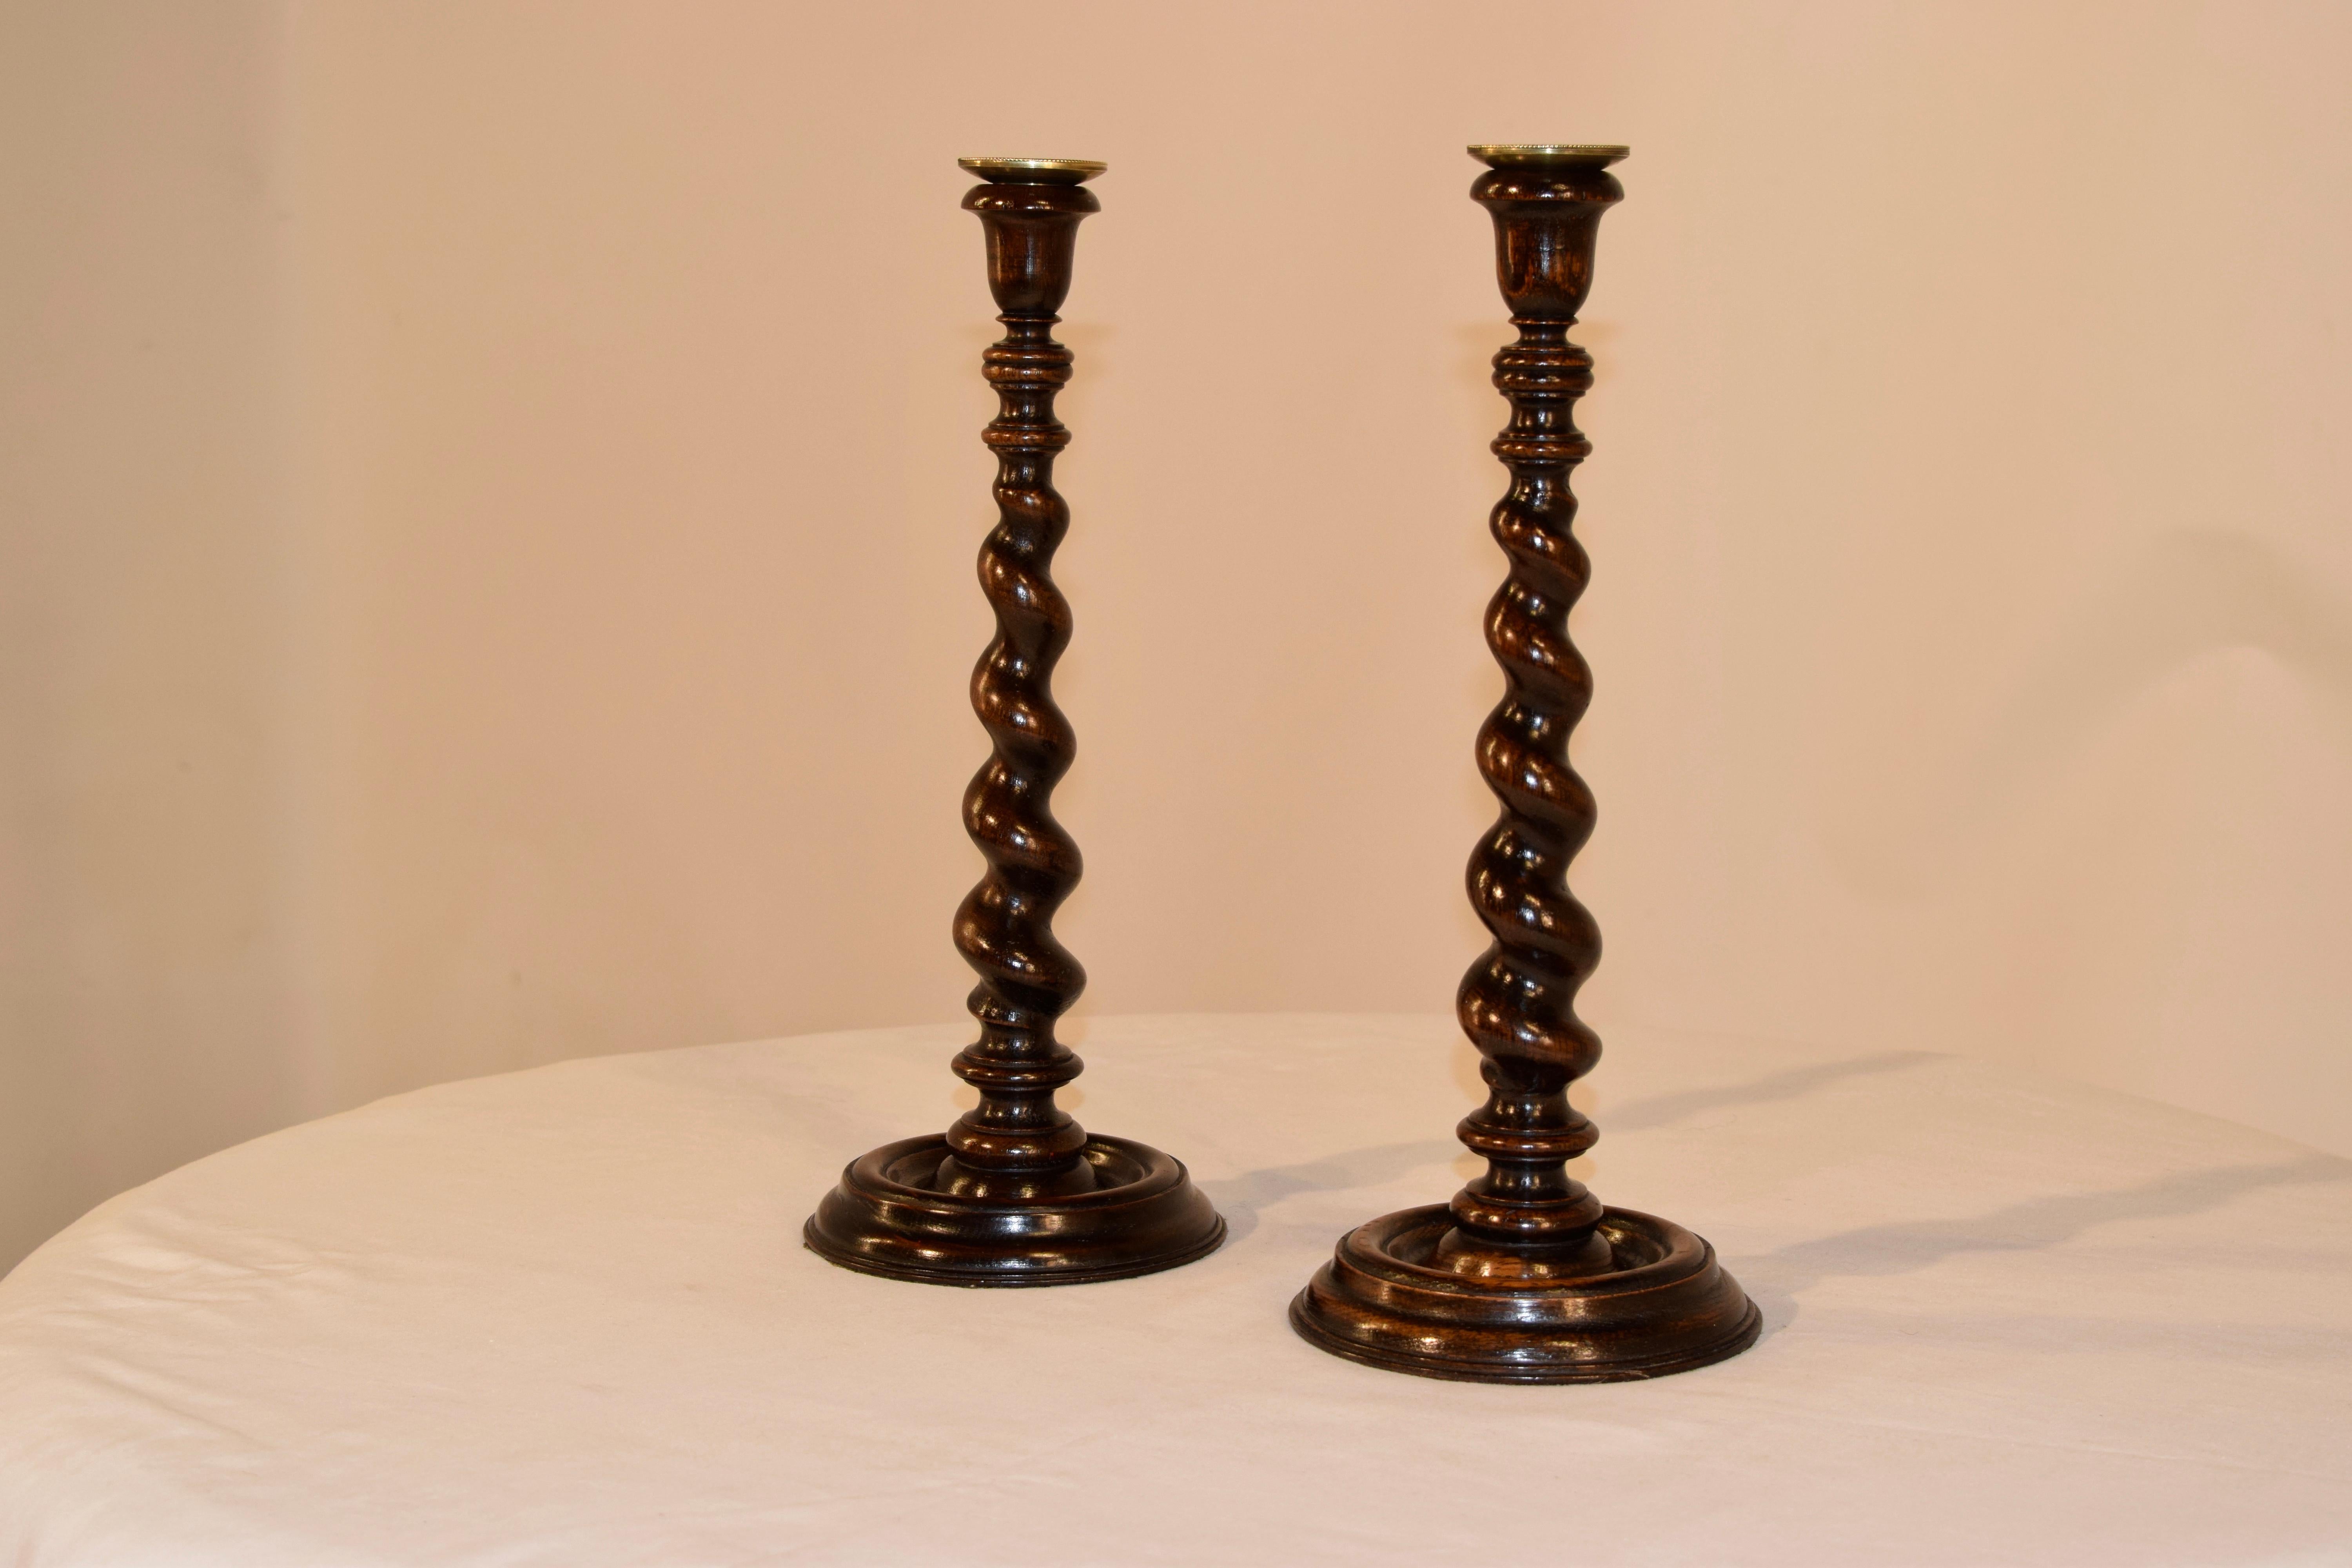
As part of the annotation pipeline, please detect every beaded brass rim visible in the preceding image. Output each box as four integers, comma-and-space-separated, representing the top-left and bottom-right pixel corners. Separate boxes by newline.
1468, 143, 1630, 167
958, 156, 1107, 183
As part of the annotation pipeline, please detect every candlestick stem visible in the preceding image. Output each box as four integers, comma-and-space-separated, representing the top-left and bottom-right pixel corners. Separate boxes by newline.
806, 158, 1223, 1286
1290, 145, 1758, 1379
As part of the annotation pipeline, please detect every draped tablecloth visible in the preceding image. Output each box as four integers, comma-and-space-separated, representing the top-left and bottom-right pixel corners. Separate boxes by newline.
1, 1013, 2346, 1565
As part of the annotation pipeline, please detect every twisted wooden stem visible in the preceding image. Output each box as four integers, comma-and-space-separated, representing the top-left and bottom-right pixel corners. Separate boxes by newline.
940, 170, 1100, 1195
1289, 145, 1754, 1377
1443, 155, 1625, 1277
804, 158, 1223, 1286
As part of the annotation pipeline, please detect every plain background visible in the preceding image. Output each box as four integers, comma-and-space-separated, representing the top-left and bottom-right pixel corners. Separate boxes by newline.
3, 0, 2348, 1274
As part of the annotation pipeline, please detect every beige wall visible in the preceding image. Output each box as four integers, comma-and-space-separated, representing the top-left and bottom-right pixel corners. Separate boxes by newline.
2, 2, 303, 1271
6, 0, 2349, 1271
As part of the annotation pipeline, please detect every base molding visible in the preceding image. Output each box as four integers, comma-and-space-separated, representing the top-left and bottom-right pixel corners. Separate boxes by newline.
1290, 1204, 1759, 1383
805, 1133, 1225, 1287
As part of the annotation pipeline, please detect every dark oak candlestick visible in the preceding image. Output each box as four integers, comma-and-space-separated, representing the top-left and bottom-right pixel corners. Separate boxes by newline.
1290, 145, 1759, 1380
805, 157, 1224, 1286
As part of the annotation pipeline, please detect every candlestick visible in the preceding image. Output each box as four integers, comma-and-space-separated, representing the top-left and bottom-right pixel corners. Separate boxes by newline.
805, 157, 1225, 1286
1289, 146, 1759, 1379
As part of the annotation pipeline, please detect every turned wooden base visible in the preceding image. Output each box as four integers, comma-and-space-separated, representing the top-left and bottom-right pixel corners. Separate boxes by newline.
1290, 1204, 1759, 1383
805, 1134, 1225, 1287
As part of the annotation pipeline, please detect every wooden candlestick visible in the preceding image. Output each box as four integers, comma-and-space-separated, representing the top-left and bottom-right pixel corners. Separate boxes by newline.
1290, 146, 1759, 1380
805, 157, 1224, 1287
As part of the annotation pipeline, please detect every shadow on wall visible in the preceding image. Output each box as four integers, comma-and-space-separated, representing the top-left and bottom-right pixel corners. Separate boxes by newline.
1827, 528, 2352, 897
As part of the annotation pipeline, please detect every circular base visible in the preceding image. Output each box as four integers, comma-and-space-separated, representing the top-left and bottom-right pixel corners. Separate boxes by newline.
1290, 1204, 1759, 1383
804, 1134, 1225, 1287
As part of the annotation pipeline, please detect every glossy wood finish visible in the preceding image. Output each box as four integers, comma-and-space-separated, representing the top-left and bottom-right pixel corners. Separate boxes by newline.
1291, 146, 1757, 1379
805, 158, 1223, 1286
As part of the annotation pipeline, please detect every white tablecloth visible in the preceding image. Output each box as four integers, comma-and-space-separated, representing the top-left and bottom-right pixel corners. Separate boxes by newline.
2, 1014, 2347, 1565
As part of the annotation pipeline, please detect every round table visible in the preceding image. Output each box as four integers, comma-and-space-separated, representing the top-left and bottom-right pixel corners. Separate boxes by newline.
2, 1014, 2347, 1564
